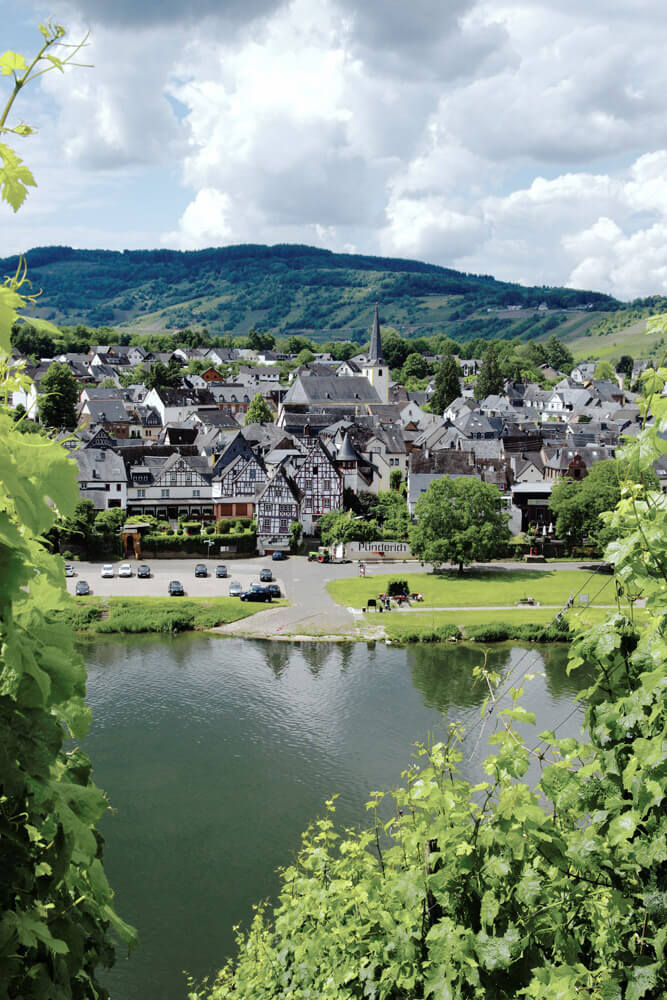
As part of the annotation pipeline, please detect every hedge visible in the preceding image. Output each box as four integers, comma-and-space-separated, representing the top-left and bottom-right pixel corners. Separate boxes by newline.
464, 620, 572, 643
142, 530, 257, 554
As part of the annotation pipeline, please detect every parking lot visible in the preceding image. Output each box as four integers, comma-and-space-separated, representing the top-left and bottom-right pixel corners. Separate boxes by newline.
64, 557, 285, 599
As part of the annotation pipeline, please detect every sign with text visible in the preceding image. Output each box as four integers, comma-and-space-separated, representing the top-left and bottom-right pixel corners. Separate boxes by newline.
345, 541, 412, 556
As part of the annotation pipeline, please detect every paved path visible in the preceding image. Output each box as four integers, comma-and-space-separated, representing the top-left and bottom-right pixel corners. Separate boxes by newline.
65, 556, 613, 640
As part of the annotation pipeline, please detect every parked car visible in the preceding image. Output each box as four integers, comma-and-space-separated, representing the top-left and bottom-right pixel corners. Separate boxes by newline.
194, 563, 208, 578
228, 580, 242, 597
137, 564, 151, 578
64, 564, 75, 577
240, 587, 272, 603
100, 564, 114, 578
168, 580, 185, 596
75, 580, 90, 596
215, 564, 227, 578
266, 583, 281, 599
259, 567, 273, 582
118, 563, 133, 577
271, 551, 285, 561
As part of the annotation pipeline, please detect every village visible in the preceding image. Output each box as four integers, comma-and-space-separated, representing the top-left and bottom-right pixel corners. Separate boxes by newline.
10, 305, 661, 563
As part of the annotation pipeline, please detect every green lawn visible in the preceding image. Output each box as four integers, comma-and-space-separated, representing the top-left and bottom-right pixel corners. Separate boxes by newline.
328, 570, 616, 609
379, 606, 644, 642
54, 595, 284, 633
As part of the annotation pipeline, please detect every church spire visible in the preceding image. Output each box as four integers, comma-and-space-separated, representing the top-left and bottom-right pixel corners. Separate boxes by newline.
369, 301, 383, 363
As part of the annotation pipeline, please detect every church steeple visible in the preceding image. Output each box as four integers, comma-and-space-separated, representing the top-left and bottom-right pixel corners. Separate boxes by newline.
369, 302, 383, 362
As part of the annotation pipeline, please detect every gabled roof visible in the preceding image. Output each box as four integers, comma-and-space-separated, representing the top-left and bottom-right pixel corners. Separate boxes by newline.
283, 375, 381, 406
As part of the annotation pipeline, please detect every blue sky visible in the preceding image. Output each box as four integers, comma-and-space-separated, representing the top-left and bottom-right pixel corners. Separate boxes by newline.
4, 0, 667, 299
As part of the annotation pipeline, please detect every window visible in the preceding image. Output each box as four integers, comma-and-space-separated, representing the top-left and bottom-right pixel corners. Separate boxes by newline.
137, 489, 145, 499
161, 489, 170, 498
324, 479, 331, 490
249, 469, 256, 480
280, 519, 288, 532
170, 473, 177, 484
185, 474, 192, 485
279, 504, 292, 515
116, 483, 122, 491
304, 499, 312, 512
313, 465, 318, 475
193, 490, 200, 497
262, 519, 271, 531
379, 369, 383, 375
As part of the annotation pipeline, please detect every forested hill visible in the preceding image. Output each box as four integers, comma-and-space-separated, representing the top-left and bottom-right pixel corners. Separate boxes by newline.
1, 243, 621, 343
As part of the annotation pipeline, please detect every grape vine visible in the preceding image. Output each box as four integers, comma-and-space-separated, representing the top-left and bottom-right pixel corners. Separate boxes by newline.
0, 24, 135, 1000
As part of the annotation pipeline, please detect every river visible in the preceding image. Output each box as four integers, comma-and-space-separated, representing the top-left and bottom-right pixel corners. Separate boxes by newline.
79, 635, 593, 1000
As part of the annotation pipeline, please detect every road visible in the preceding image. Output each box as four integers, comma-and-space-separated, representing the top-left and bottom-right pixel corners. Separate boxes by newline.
65, 556, 609, 639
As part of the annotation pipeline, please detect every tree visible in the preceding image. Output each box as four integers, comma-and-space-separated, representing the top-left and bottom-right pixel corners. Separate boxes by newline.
193, 378, 667, 1000
244, 393, 274, 425
318, 511, 378, 546
473, 343, 504, 400
409, 476, 510, 573
11, 323, 56, 359
544, 334, 574, 373
429, 353, 461, 414
381, 331, 411, 369
37, 361, 79, 429
289, 520, 302, 552
594, 360, 615, 380
0, 24, 135, 998
296, 348, 315, 365
401, 352, 429, 382
616, 354, 633, 376
144, 359, 181, 390
248, 329, 276, 352
549, 459, 657, 550
389, 468, 402, 491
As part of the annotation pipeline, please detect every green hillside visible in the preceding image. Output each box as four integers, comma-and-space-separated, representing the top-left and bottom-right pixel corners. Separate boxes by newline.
2, 243, 619, 344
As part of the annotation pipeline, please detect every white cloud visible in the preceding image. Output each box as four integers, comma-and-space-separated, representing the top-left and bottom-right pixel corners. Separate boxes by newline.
7, 0, 667, 300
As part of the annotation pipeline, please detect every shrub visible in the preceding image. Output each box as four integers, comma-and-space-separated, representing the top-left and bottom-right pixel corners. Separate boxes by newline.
62, 549, 73, 559
387, 578, 409, 597
205, 525, 215, 535
465, 623, 513, 642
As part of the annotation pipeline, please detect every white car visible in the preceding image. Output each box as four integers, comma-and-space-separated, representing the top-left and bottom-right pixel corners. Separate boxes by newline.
228, 580, 242, 597
100, 564, 114, 578
64, 564, 75, 578
118, 563, 133, 577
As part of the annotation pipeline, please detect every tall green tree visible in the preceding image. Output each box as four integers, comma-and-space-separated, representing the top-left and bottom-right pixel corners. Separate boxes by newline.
473, 343, 504, 400
144, 359, 181, 390
0, 23, 135, 999
401, 352, 429, 381
549, 459, 657, 550
544, 334, 574, 373
410, 475, 510, 573
244, 393, 274, 425
616, 354, 633, 376
37, 361, 79, 429
429, 353, 461, 414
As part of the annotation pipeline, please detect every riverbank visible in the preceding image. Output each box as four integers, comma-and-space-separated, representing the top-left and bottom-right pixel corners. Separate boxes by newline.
53, 595, 285, 634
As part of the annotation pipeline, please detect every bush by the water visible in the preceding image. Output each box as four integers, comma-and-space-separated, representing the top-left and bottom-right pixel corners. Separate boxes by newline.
465, 619, 572, 643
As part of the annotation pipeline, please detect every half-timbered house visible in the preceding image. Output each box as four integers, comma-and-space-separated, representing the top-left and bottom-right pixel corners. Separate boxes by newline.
256, 470, 302, 554
126, 453, 213, 520
287, 438, 343, 534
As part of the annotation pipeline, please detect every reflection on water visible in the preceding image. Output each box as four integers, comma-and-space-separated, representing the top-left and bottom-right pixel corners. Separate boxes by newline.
81, 636, 591, 1000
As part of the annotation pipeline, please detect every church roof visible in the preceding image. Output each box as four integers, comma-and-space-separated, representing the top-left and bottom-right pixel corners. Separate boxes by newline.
369, 302, 383, 362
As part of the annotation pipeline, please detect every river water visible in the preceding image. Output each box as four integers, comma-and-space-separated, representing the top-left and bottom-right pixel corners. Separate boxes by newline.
80, 635, 593, 1000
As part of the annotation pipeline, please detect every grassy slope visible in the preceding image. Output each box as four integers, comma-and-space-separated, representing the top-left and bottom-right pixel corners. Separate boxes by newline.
56, 595, 284, 633
327, 570, 616, 609
379, 606, 643, 641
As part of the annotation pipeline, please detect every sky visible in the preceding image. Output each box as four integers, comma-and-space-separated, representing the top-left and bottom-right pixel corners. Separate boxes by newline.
4, 0, 667, 300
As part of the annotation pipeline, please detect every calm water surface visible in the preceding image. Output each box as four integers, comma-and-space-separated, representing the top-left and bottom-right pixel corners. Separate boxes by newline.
80, 636, 592, 1000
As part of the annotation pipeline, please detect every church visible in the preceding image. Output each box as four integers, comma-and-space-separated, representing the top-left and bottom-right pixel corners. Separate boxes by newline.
278, 305, 389, 428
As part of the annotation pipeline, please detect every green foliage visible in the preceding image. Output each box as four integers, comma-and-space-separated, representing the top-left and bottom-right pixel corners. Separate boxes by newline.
410, 476, 511, 572
474, 342, 504, 400
143, 359, 181, 390
386, 578, 408, 597
401, 351, 429, 381
429, 352, 461, 414
0, 243, 619, 339
244, 393, 274, 425
296, 348, 315, 365
389, 467, 402, 491
594, 360, 616, 380
0, 37, 134, 997
248, 329, 275, 352
549, 459, 657, 550
36, 361, 79, 429
318, 510, 379, 546
289, 519, 303, 552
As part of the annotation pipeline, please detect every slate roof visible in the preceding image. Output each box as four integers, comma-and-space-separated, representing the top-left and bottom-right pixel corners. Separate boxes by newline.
283, 375, 381, 405
74, 448, 127, 483
85, 400, 130, 424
